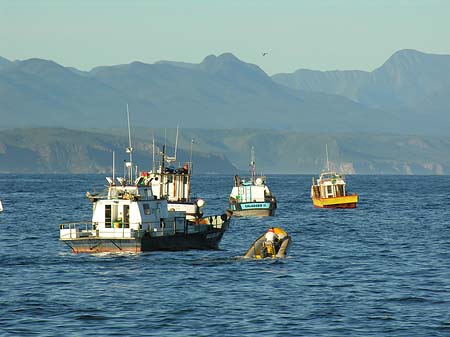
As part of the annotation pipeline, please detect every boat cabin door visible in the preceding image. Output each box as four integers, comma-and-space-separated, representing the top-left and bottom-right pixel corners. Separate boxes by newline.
336, 184, 345, 197
326, 185, 334, 198
238, 186, 251, 202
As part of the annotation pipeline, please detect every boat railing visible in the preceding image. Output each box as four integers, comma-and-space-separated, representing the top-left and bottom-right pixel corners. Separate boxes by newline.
59, 222, 98, 239
60, 222, 141, 239
149, 161, 192, 175
193, 214, 228, 229
60, 214, 229, 240
141, 214, 228, 237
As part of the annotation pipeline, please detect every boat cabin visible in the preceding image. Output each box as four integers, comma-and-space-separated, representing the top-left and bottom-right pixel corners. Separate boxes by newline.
312, 172, 347, 199
144, 161, 191, 202
61, 180, 188, 240
230, 176, 271, 203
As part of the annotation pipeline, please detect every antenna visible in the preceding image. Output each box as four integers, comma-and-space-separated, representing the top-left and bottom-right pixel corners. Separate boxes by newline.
152, 134, 155, 172
250, 146, 256, 184
189, 138, 194, 174
325, 143, 330, 171
112, 150, 115, 182
126, 104, 133, 183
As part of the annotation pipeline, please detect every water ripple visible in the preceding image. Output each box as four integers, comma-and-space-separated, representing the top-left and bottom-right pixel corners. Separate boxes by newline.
1, 174, 450, 336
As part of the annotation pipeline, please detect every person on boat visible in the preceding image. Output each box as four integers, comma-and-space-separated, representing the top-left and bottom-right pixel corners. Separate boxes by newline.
261, 227, 279, 257
265, 227, 278, 244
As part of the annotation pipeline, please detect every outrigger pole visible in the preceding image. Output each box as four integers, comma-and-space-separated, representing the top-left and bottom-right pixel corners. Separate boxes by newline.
166, 126, 179, 165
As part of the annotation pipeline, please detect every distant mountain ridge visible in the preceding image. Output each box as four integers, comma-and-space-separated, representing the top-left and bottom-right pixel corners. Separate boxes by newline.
1, 49, 450, 136
0, 56, 11, 68
0, 128, 237, 174
1, 128, 450, 174
272, 49, 450, 134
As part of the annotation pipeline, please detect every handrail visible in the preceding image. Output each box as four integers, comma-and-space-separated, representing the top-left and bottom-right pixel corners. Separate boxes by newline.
147, 160, 192, 174
60, 214, 228, 240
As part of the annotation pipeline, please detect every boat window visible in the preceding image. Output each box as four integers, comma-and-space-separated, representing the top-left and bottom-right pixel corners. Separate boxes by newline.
105, 205, 112, 228
327, 186, 333, 195
123, 205, 130, 228
143, 203, 151, 215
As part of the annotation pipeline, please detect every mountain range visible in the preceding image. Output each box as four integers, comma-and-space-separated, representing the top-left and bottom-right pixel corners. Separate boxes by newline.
1, 127, 450, 175
4, 49, 450, 134
1, 49, 450, 174
272, 49, 450, 135
0, 128, 237, 174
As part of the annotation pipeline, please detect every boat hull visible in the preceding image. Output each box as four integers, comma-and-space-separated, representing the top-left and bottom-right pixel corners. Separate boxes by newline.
229, 201, 276, 217
61, 230, 227, 253
311, 194, 358, 208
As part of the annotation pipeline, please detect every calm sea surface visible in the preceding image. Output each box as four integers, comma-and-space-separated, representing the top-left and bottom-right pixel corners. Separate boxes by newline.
1, 174, 450, 336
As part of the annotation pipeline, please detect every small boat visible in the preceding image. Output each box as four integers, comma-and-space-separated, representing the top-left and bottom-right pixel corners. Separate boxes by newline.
243, 227, 291, 259
228, 147, 277, 217
59, 107, 231, 253
0, 200, 3, 212
310, 145, 358, 208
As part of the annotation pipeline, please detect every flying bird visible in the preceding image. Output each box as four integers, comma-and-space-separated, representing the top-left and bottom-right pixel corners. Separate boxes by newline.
262, 52, 268, 56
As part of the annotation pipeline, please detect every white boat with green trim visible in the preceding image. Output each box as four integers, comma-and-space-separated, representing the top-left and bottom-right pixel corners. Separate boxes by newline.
228, 147, 277, 217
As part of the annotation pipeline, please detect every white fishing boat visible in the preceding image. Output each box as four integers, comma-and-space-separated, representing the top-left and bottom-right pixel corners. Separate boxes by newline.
0, 200, 3, 213
59, 107, 231, 253
228, 147, 277, 217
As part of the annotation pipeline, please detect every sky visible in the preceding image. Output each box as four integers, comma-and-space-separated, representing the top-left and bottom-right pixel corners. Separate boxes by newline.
1, 0, 450, 75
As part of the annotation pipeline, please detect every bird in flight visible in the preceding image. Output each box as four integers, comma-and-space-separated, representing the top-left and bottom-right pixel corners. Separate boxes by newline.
262, 52, 268, 56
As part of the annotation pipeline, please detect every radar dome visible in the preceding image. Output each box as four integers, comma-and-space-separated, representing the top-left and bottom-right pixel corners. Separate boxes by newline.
255, 177, 263, 186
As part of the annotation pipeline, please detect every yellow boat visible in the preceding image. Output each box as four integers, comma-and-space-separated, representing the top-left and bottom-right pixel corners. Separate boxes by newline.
243, 227, 291, 259
311, 145, 358, 209
311, 172, 358, 208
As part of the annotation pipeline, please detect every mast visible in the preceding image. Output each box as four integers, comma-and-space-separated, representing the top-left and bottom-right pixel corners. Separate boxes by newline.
160, 144, 166, 198
126, 104, 133, 184
250, 146, 256, 184
186, 138, 194, 201
112, 150, 115, 182
325, 143, 330, 172
189, 138, 194, 174
152, 134, 155, 172
161, 144, 166, 172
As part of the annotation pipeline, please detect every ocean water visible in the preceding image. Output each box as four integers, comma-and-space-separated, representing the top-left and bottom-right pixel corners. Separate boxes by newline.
1, 173, 450, 337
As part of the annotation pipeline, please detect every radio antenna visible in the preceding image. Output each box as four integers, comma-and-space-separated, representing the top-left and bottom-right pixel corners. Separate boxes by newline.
125, 104, 133, 183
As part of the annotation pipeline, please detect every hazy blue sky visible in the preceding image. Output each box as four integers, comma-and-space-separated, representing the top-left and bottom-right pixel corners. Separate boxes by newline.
1, 0, 450, 74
